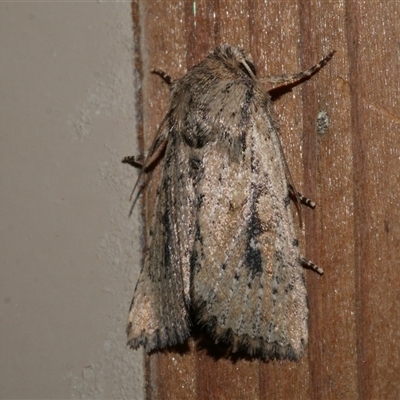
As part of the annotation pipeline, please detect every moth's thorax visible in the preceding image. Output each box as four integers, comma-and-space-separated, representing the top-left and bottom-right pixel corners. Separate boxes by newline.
169, 46, 266, 147
171, 45, 257, 99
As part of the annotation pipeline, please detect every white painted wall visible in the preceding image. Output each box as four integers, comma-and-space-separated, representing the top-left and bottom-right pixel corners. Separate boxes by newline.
0, 2, 144, 399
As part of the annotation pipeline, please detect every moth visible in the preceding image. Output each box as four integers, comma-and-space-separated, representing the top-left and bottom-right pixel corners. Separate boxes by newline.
125, 44, 334, 360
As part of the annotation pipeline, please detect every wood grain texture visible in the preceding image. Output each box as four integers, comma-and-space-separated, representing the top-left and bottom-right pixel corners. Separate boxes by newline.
131, 1, 400, 398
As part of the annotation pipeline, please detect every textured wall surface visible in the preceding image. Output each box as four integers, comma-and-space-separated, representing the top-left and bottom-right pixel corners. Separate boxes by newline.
0, 3, 143, 399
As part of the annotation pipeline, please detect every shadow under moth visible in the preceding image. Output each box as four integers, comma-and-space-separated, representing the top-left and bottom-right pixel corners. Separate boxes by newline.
125, 44, 334, 361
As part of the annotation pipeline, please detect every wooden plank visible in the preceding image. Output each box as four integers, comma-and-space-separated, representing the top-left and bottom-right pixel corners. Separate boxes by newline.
346, 1, 400, 398
130, 0, 400, 398
297, 2, 359, 398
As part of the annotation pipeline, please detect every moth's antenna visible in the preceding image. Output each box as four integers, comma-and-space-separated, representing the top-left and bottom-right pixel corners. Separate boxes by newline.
240, 59, 257, 81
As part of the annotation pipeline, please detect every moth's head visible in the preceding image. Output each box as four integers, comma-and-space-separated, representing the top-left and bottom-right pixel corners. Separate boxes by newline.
211, 44, 257, 80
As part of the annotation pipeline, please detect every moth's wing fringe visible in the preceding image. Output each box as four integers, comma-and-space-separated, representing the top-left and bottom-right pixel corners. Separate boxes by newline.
126, 324, 191, 352
193, 305, 304, 361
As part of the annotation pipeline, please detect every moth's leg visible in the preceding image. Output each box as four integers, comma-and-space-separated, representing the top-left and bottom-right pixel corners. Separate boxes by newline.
301, 257, 324, 275
122, 69, 173, 169
297, 192, 316, 209
289, 185, 316, 209
262, 50, 335, 88
122, 154, 146, 214
123, 67, 174, 170
122, 155, 144, 169
289, 188, 321, 274
151, 69, 174, 85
